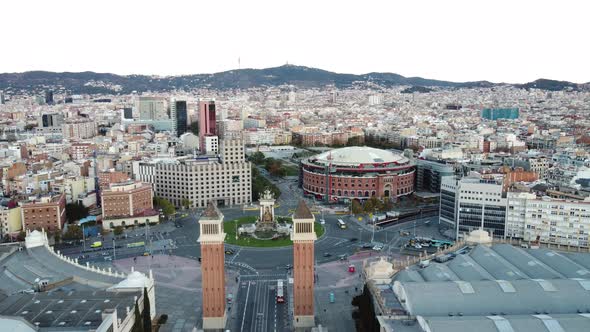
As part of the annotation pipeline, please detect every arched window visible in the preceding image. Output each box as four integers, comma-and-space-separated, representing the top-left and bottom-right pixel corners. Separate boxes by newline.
364, 191, 369, 197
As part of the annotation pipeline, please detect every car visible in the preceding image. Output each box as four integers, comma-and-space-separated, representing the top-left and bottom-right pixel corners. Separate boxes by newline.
143, 252, 150, 256
349, 238, 358, 242
372, 245, 384, 251
323, 252, 332, 257
104, 256, 112, 261
225, 249, 235, 255
361, 243, 373, 249
339, 254, 347, 261
285, 264, 293, 270
319, 219, 326, 225
399, 231, 410, 236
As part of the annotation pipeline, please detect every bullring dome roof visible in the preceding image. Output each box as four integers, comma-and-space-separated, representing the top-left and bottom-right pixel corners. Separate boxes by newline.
312, 146, 409, 166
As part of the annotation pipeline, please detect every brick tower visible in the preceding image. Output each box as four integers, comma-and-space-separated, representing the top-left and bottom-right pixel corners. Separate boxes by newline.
291, 200, 317, 328
198, 201, 227, 330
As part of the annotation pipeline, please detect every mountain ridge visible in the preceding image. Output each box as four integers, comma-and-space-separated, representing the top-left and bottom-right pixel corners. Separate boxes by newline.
0, 65, 587, 94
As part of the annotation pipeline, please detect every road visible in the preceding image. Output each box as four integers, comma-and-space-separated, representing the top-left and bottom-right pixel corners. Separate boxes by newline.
232, 275, 290, 332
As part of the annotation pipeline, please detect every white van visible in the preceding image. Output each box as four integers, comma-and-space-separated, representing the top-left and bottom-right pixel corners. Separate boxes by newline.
337, 219, 347, 229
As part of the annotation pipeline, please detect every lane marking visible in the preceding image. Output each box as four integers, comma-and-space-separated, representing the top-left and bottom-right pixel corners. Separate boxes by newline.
240, 281, 251, 332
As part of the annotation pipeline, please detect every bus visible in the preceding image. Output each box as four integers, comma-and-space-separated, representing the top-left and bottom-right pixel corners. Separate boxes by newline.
337, 219, 347, 229
90, 241, 102, 248
276, 280, 285, 303
127, 241, 145, 248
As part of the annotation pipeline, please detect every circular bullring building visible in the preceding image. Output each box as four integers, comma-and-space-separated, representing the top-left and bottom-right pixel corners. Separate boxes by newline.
301, 146, 415, 202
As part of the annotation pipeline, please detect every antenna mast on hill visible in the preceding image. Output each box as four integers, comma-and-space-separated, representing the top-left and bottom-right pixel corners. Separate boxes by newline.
238, 57, 241, 70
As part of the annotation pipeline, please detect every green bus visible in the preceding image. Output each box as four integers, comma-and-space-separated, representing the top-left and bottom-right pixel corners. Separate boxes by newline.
127, 241, 145, 248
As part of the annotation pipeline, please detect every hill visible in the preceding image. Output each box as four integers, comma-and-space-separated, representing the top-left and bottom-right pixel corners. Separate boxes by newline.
0, 65, 586, 94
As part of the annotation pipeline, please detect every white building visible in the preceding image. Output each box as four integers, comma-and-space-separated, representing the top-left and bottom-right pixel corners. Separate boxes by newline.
62, 120, 97, 140
204, 135, 219, 154
134, 139, 251, 208
440, 173, 507, 239
506, 192, 590, 247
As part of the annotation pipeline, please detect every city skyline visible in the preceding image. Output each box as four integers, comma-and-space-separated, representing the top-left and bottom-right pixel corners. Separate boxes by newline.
1, 0, 589, 83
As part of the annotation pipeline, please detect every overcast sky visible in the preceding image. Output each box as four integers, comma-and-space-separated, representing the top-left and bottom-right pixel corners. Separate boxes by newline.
1, 0, 588, 83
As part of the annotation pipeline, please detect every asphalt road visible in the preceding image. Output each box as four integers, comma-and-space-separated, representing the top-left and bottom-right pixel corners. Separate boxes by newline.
232, 275, 290, 332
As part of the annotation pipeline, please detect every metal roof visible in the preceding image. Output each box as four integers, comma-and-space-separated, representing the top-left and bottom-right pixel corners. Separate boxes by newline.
396, 279, 590, 317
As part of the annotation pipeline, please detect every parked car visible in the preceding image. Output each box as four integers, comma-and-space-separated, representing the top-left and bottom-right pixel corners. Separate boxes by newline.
225, 249, 235, 255
323, 252, 332, 257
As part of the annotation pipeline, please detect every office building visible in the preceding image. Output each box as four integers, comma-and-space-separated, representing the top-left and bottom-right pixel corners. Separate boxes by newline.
481, 107, 519, 120
0, 91, 5, 104
123, 107, 133, 119
415, 159, 455, 193
44, 90, 54, 105
38, 113, 64, 128
440, 173, 507, 238
170, 99, 188, 137
20, 193, 66, 232
137, 96, 167, 120
199, 99, 216, 151
133, 139, 251, 208
198, 202, 227, 329
101, 181, 157, 230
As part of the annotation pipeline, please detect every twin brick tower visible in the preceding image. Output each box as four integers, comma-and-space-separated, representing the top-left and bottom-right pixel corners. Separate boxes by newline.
198, 200, 317, 330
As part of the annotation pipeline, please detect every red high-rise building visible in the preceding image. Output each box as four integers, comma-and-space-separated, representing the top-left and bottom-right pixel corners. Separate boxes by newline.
199, 99, 217, 152
291, 200, 317, 328
198, 201, 227, 329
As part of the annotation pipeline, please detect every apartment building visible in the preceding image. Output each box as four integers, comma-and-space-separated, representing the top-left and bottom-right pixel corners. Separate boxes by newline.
101, 181, 156, 230
0, 206, 22, 238
506, 192, 590, 247
20, 193, 66, 232
133, 139, 251, 208
62, 120, 97, 140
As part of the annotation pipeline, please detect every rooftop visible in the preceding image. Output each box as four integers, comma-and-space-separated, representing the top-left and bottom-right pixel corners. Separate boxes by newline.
311, 146, 409, 166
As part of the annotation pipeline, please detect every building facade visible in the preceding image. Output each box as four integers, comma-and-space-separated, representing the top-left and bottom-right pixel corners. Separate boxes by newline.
198, 202, 227, 329
439, 174, 507, 239
170, 99, 188, 137
415, 159, 455, 193
291, 200, 316, 328
506, 192, 590, 247
481, 108, 519, 120
301, 146, 415, 202
20, 193, 66, 232
62, 120, 97, 140
198, 99, 216, 152
133, 139, 251, 208
101, 181, 156, 229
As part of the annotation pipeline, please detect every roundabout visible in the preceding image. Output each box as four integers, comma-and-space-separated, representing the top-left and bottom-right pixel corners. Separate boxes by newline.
223, 215, 325, 247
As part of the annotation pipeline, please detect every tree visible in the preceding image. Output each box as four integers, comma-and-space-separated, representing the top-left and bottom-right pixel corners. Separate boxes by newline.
52, 230, 62, 244
113, 226, 124, 236
181, 198, 192, 210
66, 203, 89, 223
153, 197, 175, 217
132, 299, 142, 332
351, 199, 363, 215
64, 225, 83, 240
363, 199, 375, 214
249, 151, 266, 165
143, 287, 152, 332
